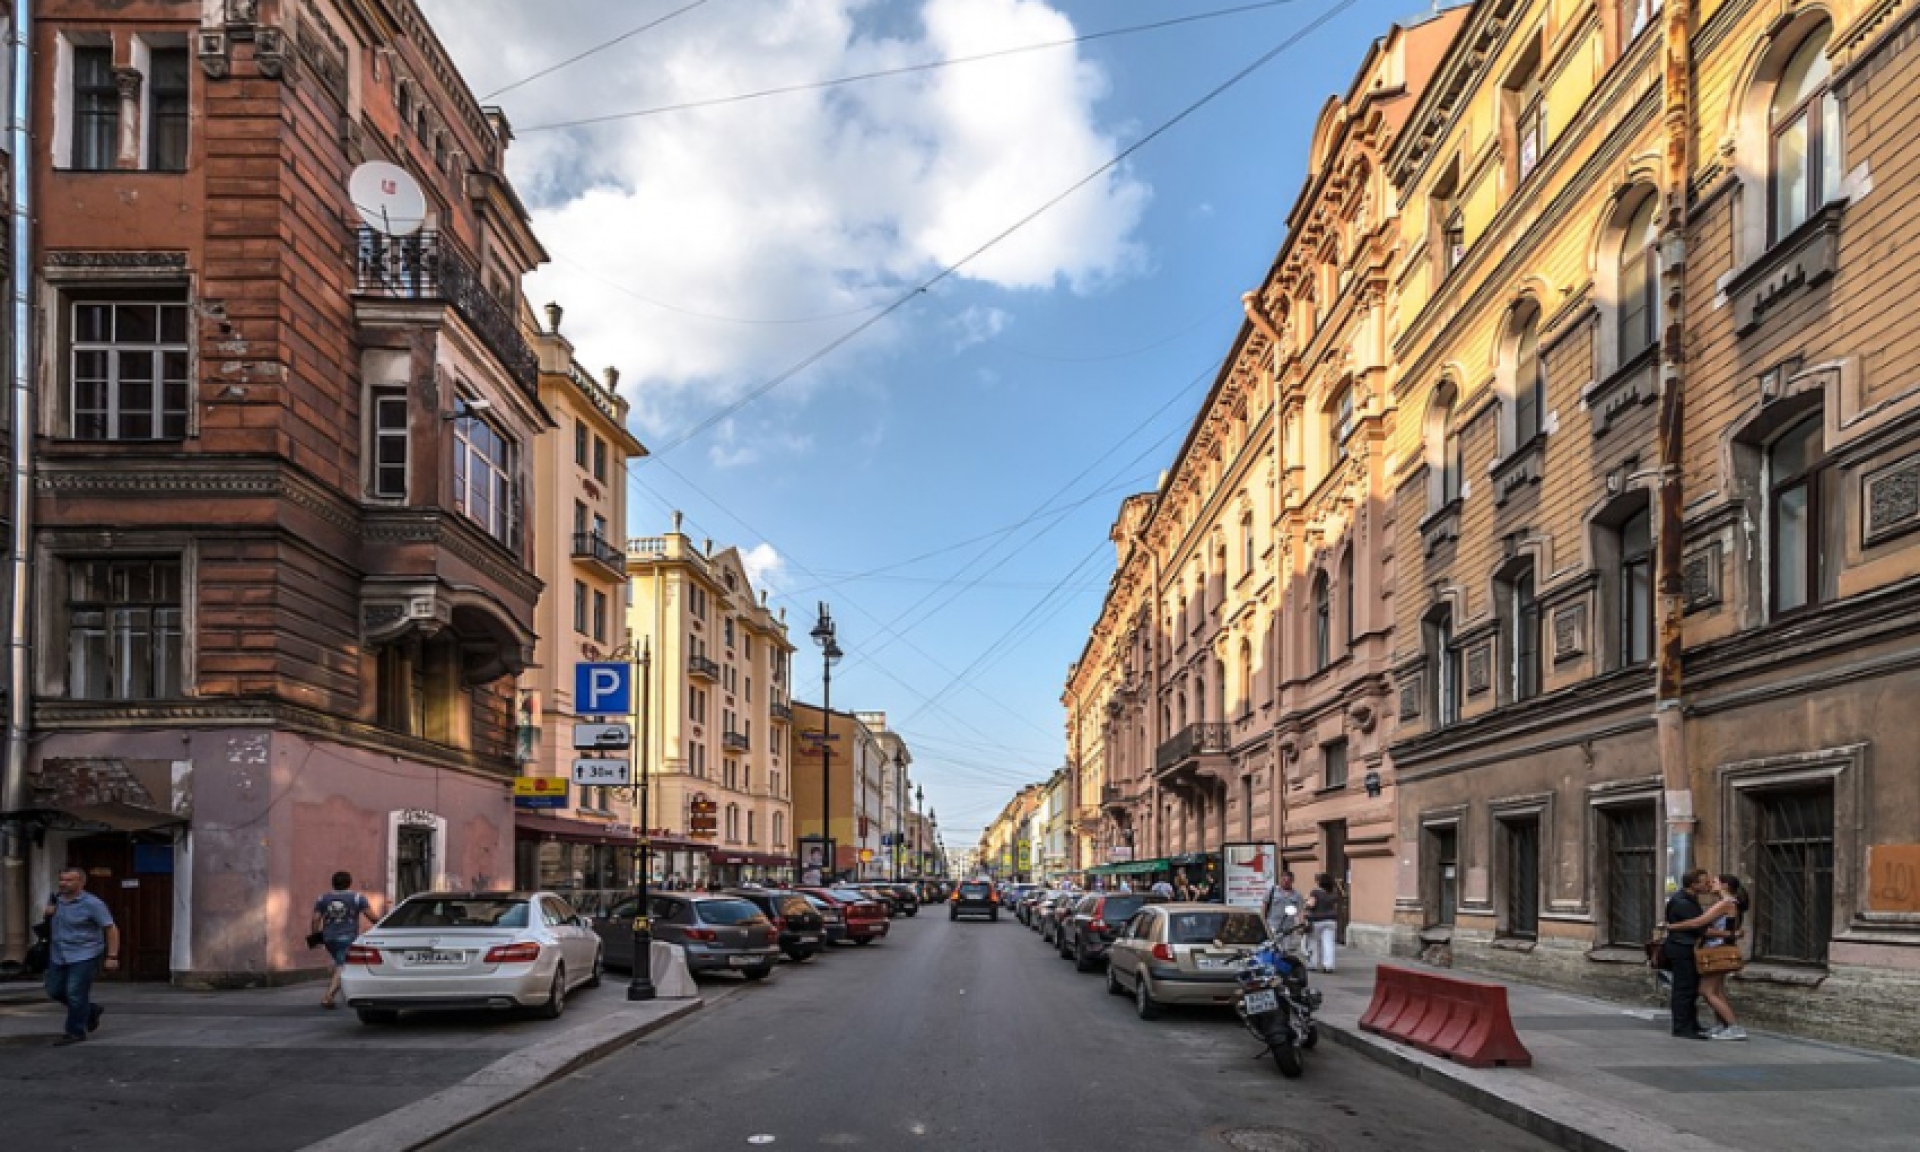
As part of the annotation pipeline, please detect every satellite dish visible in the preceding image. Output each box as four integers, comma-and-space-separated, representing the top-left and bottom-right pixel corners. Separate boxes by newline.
349, 161, 427, 236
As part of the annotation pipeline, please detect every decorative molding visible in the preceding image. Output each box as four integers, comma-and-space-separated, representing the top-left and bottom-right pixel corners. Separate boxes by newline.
1420, 499, 1463, 557
1864, 455, 1920, 547
1465, 643, 1492, 696
1552, 602, 1586, 663
197, 30, 230, 79
1398, 672, 1424, 721
255, 25, 290, 80
1584, 346, 1658, 436
1490, 437, 1546, 507
1683, 543, 1724, 614
1726, 204, 1845, 336
46, 251, 188, 270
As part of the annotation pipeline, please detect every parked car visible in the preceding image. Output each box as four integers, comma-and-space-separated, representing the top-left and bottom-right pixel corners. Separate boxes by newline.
797, 891, 848, 945
1039, 891, 1084, 945
341, 891, 602, 1025
723, 889, 826, 962
1104, 902, 1271, 1019
851, 883, 910, 918
1057, 892, 1167, 970
869, 883, 920, 916
948, 879, 999, 921
799, 887, 890, 944
1033, 891, 1076, 940
592, 893, 780, 979
1006, 884, 1040, 923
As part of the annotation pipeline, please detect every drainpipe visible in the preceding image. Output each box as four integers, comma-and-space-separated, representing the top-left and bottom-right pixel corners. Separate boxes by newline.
2, 0, 34, 967
1654, 1, 1696, 892
1244, 291, 1290, 865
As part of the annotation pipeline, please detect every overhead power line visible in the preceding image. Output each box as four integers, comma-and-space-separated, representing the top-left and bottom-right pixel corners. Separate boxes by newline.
481, 0, 716, 101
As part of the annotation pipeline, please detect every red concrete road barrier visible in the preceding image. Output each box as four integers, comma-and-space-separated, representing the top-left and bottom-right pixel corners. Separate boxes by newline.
1358, 964, 1532, 1068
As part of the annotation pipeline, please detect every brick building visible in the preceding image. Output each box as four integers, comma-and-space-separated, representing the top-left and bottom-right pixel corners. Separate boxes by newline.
5, 0, 550, 984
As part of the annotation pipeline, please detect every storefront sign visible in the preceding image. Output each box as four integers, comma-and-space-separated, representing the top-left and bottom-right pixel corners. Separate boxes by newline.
1108, 846, 1134, 862
1222, 841, 1279, 910
512, 777, 569, 798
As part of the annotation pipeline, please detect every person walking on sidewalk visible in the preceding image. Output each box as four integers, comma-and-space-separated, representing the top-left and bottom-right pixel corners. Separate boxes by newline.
1263, 870, 1308, 959
1701, 875, 1750, 1041
312, 872, 376, 1010
43, 867, 119, 1046
1662, 869, 1736, 1040
1306, 872, 1341, 973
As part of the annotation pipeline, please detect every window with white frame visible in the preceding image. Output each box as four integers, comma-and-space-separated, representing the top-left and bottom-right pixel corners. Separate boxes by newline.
1616, 193, 1661, 364
371, 390, 409, 498
452, 412, 519, 549
1769, 25, 1840, 244
66, 557, 183, 700
71, 44, 117, 171
68, 296, 191, 441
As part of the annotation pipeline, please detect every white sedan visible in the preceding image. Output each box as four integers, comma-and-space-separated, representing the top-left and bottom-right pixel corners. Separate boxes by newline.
340, 891, 603, 1024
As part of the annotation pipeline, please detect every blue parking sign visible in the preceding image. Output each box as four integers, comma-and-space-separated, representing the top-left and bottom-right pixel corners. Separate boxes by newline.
574, 662, 630, 717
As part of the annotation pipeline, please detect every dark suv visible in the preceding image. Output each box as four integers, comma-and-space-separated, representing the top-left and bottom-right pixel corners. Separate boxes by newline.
949, 880, 999, 921
722, 889, 826, 962
1057, 891, 1167, 971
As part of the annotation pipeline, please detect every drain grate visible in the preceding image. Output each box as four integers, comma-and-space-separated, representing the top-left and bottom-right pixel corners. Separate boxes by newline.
1219, 1128, 1334, 1152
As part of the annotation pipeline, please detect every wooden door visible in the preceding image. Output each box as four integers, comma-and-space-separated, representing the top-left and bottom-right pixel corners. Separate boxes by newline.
65, 836, 174, 982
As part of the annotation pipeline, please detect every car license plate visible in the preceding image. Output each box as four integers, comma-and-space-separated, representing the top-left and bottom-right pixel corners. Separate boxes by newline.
1243, 989, 1279, 1014
727, 955, 758, 967
797, 935, 819, 944
407, 950, 465, 966
1198, 954, 1236, 969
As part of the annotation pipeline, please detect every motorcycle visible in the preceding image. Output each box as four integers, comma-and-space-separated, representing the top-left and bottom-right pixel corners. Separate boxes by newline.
1233, 906, 1321, 1078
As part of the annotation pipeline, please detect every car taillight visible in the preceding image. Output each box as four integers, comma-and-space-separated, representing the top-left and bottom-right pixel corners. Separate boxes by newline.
949, 892, 958, 902
345, 945, 382, 965
483, 942, 541, 964
1089, 919, 1108, 933
1151, 943, 1175, 962
990, 892, 999, 903
682, 927, 717, 942
772, 916, 786, 932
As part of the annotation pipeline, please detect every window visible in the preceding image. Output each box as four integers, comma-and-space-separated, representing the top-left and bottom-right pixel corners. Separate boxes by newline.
1426, 608, 1459, 725
574, 420, 589, 467
72, 46, 118, 171
1767, 414, 1822, 616
1769, 27, 1839, 244
1513, 312, 1545, 446
747, 811, 757, 845
66, 558, 183, 700
70, 298, 191, 440
725, 618, 735, 648
572, 501, 588, 537
1751, 784, 1834, 965
1427, 825, 1459, 926
592, 589, 608, 642
1617, 194, 1661, 363
1505, 562, 1540, 703
1328, 382, 1354, 467
572, 580, 587, 634
1443, 210, 1466, 274
1432, 158, 1464, 276
1311, 572, 1331, 673
593, 513, 609, 543
453, 413, 519, 549
773, 811, 785, 848
1509, 48, 1546, 182
1322, 738, 1348, 790
1500, 815, 1540, 940
1625, 0, 1661, 42
372, 391, 408, 498
1601, 802, 1658, 946
1339, 548, 1355, 651
147, 48, 190, 171
1434, 394, 1463, 507
1619, 507, 1653, 666
1241, 514, 1255, 579
1238, 640, 1254, 716
593, 436, 608, 482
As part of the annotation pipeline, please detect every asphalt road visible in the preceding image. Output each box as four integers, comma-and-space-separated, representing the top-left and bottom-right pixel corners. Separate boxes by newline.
432, 910, 1556, 1152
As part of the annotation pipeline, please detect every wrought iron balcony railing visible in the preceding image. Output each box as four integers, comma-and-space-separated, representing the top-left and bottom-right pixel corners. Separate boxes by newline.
570, 532, 625, 576
769, 701, 792, 723
1155, 723, 1230, 774
723, 730, 750, 752
687, 654, 720, 680
354, 228, 538, 397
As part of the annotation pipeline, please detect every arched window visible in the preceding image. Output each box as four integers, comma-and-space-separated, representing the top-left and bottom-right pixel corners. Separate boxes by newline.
1440, 397, 1463, 505
1327, 381, 1354, 469
1513, 309, 1545, 446
1617, 194, 1661, 363
1311, 571, 1331, 672
1340, 547, 1355, 650
1770, 26, 1839, 243
1241, 512, 1256, 578
1239, 640, 1254, 715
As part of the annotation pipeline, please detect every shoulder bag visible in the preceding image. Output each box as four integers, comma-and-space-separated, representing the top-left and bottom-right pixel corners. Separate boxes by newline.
1695, 942, 1744, 975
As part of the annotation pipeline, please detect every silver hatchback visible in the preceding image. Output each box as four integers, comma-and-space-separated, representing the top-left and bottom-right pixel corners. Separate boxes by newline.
1104, 902, 1271, 1019
341, 891, 603, 1025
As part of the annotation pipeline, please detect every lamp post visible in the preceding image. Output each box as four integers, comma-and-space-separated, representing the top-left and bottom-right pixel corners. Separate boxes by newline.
809, 603, 842, 882
891, 748, 905, 883
914, 784, 924, 879
620, 638, 654, 1002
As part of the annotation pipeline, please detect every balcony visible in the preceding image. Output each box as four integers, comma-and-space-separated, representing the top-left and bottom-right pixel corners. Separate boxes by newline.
1100, 785, 1129, 814
770, 701, 792, 723
354, 229, 538, 397
723, 730, 750, 753
570, 532, 625, 579
1155, 723, 1231, 787
688, 654, 720, 681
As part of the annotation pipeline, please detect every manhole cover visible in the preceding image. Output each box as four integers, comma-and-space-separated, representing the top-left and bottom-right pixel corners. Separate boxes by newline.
1219, 1129, 1333, 1152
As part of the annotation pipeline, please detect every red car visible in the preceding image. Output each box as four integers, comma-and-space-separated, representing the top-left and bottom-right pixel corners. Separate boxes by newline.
799, 887, 890, 946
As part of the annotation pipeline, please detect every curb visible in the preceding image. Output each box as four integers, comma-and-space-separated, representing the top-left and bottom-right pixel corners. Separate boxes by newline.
1315, 1018, 1735, 1152
298, 997, 704, 1152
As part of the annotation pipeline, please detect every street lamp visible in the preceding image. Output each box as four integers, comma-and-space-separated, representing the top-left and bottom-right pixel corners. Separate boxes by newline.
891, 747, 906, 883
808, 603, 842, 882
914, 784, 924, 879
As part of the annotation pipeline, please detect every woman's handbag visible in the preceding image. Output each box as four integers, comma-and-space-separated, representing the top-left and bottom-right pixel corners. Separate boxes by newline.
1695, 943, 1744, 975
1645, 930, 1672, 971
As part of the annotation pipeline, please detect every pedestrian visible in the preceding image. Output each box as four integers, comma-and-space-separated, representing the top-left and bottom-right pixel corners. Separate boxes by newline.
1150, 874, 1175, 899
43, 867, 119, 1046
311, 871, 375, 1010
1116, 878, 1133, 894
1262, 870, 1306, 956
1661, 869, 1736, 1040
1700, 875, 1750, 1041
1306, 872, 1340, 973
1172, 868, 1193, 901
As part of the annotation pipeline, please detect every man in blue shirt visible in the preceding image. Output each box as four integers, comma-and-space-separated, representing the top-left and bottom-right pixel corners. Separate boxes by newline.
44, 867, 119, 1046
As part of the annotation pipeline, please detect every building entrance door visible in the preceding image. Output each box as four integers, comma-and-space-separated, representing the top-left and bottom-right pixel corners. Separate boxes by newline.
1321, 819, 1350, 945
64, 835, 174, 982
396, 825, 434, 900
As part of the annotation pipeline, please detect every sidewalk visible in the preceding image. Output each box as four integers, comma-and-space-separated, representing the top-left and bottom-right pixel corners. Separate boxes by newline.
1312, 953, 1920, 1152
0, 974, 702, 1152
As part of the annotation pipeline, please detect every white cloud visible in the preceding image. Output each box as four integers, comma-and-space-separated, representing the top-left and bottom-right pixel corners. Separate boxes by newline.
421, 0, 1149, 449
739, 543, 788, 595
948, 304, 1011, 351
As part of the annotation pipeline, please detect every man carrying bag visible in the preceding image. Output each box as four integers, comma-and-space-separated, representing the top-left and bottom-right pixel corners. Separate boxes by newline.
1661, 869, 1736, 1041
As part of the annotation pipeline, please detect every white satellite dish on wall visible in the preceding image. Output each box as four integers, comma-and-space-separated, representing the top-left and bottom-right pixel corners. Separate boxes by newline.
349, 161, 427, 236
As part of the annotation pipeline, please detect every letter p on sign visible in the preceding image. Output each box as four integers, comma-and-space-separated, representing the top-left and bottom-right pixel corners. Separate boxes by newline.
574, 662, 630, 717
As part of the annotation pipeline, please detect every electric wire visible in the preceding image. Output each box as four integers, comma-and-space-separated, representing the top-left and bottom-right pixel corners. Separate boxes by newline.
480, 0, 716, 101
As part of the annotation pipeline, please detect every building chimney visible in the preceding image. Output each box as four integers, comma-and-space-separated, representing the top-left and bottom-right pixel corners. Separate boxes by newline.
544, 302, 563, 333
604, 367, 620, 390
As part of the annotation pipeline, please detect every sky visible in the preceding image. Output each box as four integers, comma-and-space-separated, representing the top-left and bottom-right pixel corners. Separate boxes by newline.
418, 0, 1443, 849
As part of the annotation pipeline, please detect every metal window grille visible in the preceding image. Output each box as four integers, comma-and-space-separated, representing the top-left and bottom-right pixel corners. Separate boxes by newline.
1753, 786, 1834, 965
1603, 803, 1658, 946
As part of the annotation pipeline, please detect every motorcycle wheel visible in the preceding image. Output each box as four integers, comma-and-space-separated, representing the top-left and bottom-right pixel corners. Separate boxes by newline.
1300, 1023, 1318, 1050
1272, 1040, 1304, 1078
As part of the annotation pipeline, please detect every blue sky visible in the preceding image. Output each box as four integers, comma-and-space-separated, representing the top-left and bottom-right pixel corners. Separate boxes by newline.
421, 0, 1440, 847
